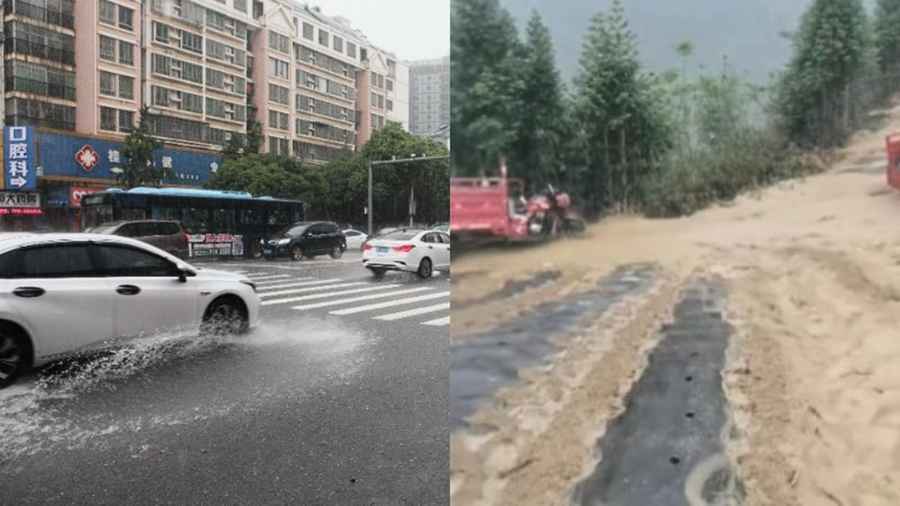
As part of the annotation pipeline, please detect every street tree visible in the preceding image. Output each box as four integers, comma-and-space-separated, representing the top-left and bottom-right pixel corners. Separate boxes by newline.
510, 10, 565, 192
575, 0, 673, 210
451, 0, 524, 174
119, 106, 163, 189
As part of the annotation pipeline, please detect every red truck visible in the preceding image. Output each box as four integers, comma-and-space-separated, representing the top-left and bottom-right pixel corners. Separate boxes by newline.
450, 161, 584, 243
887, 134, 900, 190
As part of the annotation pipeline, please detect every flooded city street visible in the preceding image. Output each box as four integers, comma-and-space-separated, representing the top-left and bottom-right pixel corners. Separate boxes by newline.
1, 254, 449, 505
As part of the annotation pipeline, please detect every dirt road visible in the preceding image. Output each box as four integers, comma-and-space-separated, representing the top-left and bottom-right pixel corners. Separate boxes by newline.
450, 104, 900, 505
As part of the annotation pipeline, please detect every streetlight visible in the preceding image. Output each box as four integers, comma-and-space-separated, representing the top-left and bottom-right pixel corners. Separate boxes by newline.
367, 154, 450, 236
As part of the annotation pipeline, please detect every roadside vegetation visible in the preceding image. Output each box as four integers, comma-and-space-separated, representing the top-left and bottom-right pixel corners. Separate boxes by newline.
205, 122, 449, 227
452, 0, 900, 218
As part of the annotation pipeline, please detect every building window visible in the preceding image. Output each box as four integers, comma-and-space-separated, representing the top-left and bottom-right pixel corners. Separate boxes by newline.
119, 41, 134, 66
118, 6, 134, 31
387, 99, 393, 111
6, 98, 75, 130
99, 0, 116, 24
4, 61, 76, 101
152, 54, 203, 84
100, 107, 118, 131
318, 29, 329, 47
119, 110, 134, 132
268, 110, 289, 130
182, 31, 203, 54
268, 136, 288, 156
100, 35, 116, 61
234, 0, 247, 12
100, 71, 116, 96
386, 79, 393, 91
347, 42, 356, 59
297, 119, 353, 144
333, 36, 343, 53
360, 48, 367, 61
5, 22, 75, 65
269, 84, 289, 105
371, 92, 377, 106
152, 86, 202, 113
269, 31, 289, 54
206, 98, 246, 122
146, 113, 209, 142
154, 22, 169, 43
378, 95, 384, 109
302, 22, 314, 40
269, 58, 289, 79
119, 75, 134, 99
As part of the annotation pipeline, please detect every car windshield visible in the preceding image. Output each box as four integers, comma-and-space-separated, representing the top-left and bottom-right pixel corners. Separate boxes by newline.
278, 224, 309, 237
87, 223, 120, 234
380, 230, 421, 241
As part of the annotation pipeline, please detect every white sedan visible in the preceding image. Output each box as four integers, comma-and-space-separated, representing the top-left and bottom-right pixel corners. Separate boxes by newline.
342, 228, 368, 250
0, 233, 260, 388
362, 229, 451, 279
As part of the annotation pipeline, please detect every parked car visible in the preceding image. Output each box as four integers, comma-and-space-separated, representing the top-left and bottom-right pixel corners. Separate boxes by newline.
0, 233, 260, 388
263, 221, 346, 261
342, 228, 368, 250
86, 220, 189, 259
362, 228, 451, 279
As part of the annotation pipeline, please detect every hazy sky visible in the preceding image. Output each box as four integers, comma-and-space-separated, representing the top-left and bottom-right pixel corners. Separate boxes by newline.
314, 0, 450, 61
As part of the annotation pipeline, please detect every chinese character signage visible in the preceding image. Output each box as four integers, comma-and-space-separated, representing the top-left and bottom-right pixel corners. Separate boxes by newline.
4, 126, 36, 191
188, 234, 244, 257
0, 191, 41, 209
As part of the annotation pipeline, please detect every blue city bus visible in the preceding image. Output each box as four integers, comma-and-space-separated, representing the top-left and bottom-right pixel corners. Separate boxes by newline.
80, 187, 304, 258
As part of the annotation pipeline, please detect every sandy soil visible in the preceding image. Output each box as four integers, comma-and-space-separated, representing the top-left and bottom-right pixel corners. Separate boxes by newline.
451, 104, 900, 505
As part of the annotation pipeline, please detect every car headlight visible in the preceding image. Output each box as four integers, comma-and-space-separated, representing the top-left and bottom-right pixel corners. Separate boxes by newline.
240, 280, 257, 292
277, 238, 290, 245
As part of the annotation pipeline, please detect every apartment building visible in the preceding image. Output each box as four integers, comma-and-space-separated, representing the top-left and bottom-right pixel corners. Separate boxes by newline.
409, 56, 450, 141
358, 45, 409, 145
3, 0, 78, 131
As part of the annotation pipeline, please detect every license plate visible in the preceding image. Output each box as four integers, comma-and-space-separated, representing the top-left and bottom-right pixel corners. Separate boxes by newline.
376, 246, 389, 255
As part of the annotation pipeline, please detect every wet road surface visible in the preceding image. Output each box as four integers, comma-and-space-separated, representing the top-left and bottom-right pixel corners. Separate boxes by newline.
0, 252, 449, 505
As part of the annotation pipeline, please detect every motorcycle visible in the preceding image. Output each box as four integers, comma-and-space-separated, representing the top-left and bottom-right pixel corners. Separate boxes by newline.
525, 184, 586, 239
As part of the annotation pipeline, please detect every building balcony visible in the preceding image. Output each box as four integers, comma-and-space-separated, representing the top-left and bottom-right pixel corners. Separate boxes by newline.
4, 37, 75, 66
4, 0, 74, 30
5, 75, 76, 101
5, 113, 74, 131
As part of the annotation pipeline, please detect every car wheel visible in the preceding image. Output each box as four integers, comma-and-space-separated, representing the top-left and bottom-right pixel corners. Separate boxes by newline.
417, 258, 433, 279
330, 246, 343, 259
291, 245, 304, 261
0, 329, 28, 388
200, 298, 249, 337
370, 268, 386, 279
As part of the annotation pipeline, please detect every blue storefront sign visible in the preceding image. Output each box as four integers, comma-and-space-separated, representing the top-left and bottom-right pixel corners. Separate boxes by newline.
35, 132, 222, 185
4, 126, 37, 191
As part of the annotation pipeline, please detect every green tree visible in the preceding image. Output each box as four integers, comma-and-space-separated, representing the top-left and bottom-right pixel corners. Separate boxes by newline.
119, 106, 163, 189
451, 0, 524, 174
509, 10, 565, 191
774, 0, 869, 146
575, 0, 674, 211
875, 0, 900, 71
245, 120, 262, 154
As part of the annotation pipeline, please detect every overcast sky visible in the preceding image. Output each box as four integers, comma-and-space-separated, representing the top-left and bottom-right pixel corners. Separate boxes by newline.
313, 0, 449, 61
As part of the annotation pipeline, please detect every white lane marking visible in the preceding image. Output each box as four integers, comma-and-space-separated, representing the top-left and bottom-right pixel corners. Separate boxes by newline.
245, 274, 291, 281
373, 302, 451, 321
256, 279, 336, 290
291, 287, 435, 311
421, 316, 450, 327
260, 284, 401, 306
259, 282, 366, 298
329, 291, 450, 315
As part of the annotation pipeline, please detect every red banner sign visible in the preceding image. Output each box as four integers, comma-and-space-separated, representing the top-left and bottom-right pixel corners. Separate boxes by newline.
0, 208, 43, 215
69, 187, 100, 208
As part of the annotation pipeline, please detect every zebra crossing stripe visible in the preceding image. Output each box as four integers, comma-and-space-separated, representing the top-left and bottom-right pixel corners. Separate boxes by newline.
259, 282, 367, 298
329, 291, 451, 316
256, 278, 339, 290
260, 284, 402, 306
245, 274, 292, 281
373, 302, 451, 321
291, 287, 435, 311
421, 316, 450, 327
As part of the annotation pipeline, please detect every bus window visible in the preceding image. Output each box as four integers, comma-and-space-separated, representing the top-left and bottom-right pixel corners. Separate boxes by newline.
182, 207, 210, 234
82, 204, 113, 229
239, 208, 265, 226
212, 208, 236, 234
151, 206, 180, 221
270, 207, 290, 227
120, 208, 146, 221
